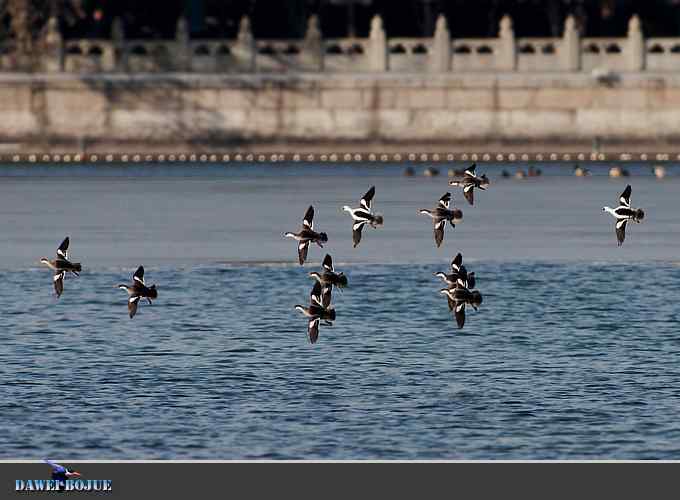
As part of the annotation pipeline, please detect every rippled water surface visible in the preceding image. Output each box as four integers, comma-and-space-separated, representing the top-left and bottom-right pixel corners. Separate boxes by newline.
1, 163, 680, 459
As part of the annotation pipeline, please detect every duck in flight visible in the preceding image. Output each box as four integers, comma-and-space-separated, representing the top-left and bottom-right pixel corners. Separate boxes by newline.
44, 459, 81, 483
419, 193, 463, 247
449, 163, 490, 206
39, 237, 82, 298
602, 184, 645, 246
117, 266, 158, 318
294, 281, 335, 344
342, 186, 384, 247
309, 254, 348, 293
434, 253, 476, 289
283, 205, 328, 265
440, 281, 483, 329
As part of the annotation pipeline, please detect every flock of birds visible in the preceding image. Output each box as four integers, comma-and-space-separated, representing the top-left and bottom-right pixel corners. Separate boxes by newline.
38, 164, 646, 342
282, 164, 492, 342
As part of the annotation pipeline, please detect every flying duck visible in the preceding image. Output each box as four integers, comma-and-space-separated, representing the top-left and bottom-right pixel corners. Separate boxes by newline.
440, 284, 483, 329
419, 193, 463, 247
117, 266, 158, 318
602, 184, 645, 246
283, 205, 328, 265
44, 460, 81, 483
294, 281, 335, 343
309, 254, 348, 292
342, 186, 384, 247
448, 163, 490, 206
39, 237, 82, 298
434, 253, 477, 289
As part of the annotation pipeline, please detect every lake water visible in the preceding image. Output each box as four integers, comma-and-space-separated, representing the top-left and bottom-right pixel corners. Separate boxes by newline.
1, 162, 680, 459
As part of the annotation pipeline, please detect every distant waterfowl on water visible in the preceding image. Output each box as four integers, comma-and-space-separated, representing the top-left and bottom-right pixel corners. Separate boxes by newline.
117, 266, 158, 318
295, 281, 335, 344
309, 254, 348, 295
283, 205, 328, 265
342, 186, 384, 248
602, 184, 645, 246
449, 163, 490, 206
39, 237, 82, 298
419, 192, 463, 248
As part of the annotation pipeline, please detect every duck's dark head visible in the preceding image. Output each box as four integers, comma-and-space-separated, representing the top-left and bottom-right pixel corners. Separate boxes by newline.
319, 232, 329, 243
373, 214, 384, 226
327, 308, 336, 321
148, 284, 158, 299
471, 290, 483, 306
635, 209, 645, 221
337, 273, 348, 287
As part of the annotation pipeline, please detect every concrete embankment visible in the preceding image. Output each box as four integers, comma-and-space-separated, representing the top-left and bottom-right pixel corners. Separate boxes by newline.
0, 72, 679, 154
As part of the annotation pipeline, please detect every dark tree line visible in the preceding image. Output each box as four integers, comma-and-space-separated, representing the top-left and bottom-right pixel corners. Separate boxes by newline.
3, 0, 680, 46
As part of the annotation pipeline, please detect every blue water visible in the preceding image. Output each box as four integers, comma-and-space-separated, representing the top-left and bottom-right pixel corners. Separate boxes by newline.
1, 163, 680, 459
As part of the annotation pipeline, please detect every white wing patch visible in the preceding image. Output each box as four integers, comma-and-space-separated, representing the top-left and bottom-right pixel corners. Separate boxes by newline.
616, 219, 627, 229
129, 296, 140, 303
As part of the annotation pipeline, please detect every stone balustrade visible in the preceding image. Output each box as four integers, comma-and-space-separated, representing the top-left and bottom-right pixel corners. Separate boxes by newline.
12, 13, 680, 74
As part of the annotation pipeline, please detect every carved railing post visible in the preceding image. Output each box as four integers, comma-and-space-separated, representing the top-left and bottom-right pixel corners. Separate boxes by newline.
43, 16, 62, 72
175, 16, 190, 71
497, 15, 516, 71
561, 15, 580, 71
369, 15, 387, 71
431, 14, 451, 72
303, 15, 323, 71
111, 17, 125, 71
627, 15, 645, 71
235, 16, 255, 72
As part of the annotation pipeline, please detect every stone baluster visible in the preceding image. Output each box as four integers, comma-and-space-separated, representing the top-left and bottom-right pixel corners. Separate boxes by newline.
369, 15, 387, 71
303, 15, 323, 71
627, 15, 645, 71
497, 15, 516, 71
111, 17, 125, 72
431, 14, 451, 72
561, 15, 580, 71
175, 17, 190, 71
235, 16, 255, 72
43, 16, 62, 72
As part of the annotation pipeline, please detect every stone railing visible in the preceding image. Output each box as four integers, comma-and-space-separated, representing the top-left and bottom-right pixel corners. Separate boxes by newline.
22, 13, 680, 74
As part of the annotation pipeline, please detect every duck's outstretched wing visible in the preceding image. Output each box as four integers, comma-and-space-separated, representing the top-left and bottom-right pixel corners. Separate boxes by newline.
454, 301, 466, 329
322, 254, 334, 272
53, 271, 65, 298
352, 221, 366, 248
463, 184, 475, 206
310, 281, 323, 306
303, 205, 314, 230
434, 220, 446, 248
44, 460, 67, 474
438, 192, 451, 210
464, 163, 477, 178
451, 253, 463, 272
298, 241, 310, 265
619, 185, 632, 207
133, 266, 145, 285
57, 237, 70, 260
308, 318, 320, 344
360, 186, 375, 211
128, 295, 140, 318
615, 219, 627, 246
